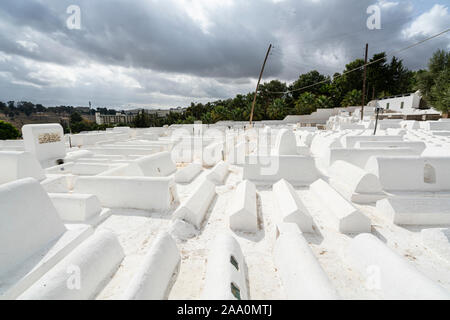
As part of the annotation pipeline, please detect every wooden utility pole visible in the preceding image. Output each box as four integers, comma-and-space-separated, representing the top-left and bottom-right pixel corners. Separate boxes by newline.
249, 44, 272, 126
361, 43, 368, 120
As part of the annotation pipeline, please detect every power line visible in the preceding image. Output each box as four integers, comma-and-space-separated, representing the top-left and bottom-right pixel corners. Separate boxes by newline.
261, 27, 450, 95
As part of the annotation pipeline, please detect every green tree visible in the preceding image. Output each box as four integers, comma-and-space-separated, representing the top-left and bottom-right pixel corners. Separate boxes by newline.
387, 56, 414, 95
70, 112, 83, 123
316, 95, 332, 109
267, 98, 288, 120
289, 71, 330, 102
210, 105, 230, 123
366, 53, 389, 97
295, 92, 317, 115
430, 68, 450, 113
133, 110, 151, 128
341, 89, 362, 107
201, 111, 213, 124
0, 120, 20, 140
418, 49, 450, 114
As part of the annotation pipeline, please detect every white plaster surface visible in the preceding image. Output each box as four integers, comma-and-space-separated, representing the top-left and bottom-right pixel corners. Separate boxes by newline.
19, 230, 124, 300
376, 197, 450, 225
202, 233, 249, 300
0, 151, 45, 184
346, 233, 450, 299
122, 232, 180, 299
273, 179, 313, 232
229, 180, 258, 232
274, 223, 339, 299
310, 179, 371, 233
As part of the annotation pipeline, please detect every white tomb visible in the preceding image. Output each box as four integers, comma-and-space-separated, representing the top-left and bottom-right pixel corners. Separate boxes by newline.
273, 179, 314, 232
229, 180, 258, 232
202, 234, 249, 300
0, 151, 45, 185
22, 124, 66, 167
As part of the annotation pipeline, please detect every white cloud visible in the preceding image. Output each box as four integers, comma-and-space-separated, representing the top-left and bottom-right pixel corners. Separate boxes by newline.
378, 1, 399, 10
402, 4, 450, 39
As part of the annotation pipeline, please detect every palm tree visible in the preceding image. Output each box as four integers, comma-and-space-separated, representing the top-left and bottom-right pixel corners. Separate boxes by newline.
341, 89, 362, 107
295, 92, 317, 115
267, 98, 287, 120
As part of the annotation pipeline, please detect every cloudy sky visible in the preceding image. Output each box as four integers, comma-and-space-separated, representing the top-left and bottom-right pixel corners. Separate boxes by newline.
0, 0, 449, 109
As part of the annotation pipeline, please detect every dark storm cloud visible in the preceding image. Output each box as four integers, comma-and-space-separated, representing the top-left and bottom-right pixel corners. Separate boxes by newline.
0, 0, 448, 107
0, 0, 284, 78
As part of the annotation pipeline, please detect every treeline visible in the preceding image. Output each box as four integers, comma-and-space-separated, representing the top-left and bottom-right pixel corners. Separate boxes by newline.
156, 51, 419, 125
161, 50, 449, 125
0, 102, 120, 118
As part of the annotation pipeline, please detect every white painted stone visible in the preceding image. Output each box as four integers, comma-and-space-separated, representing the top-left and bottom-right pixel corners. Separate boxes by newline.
173, 178, 216, 229
127, 151, 176, 177
85, 147, 159, 156
328, 160, 385, 204
422, 228, 450, 263
0, 178, 92, 299
274, 223, 339, 299
324, 147, 417, 168
273, 129, 297, 155
174, 162, 202, 183
0, 151, 45, 185
273, 179, 313, 232
96, 163, 130, 176
346, 233, 450, 299
22, 124, 66, 166
19, 230, 124, 300
376, 197, 450, 225
342, 135, 403, 148
422, 147, 450, 157
310, 135, 342, 158
243, 155, 319, 185
49, 193, 107, 224
310, 179, 371, 233
206, 160, 229, 185
73, 176, 179, 211
122, 232, 180, 300
40, 175, 70, 193
355, 141, 426, 154
72, 162, 112, 175
366, 156, 450, 191
70, 132, 111, 147
426, 121, 450, 131
228, 140, 246, 164
142, 133, 159, 141
64, 150, 94, 162
202, 234, 249, 300
0, 140, 24, 151
229, 180, 258, 232
0, 178, 65, 276
45, 162, 75, 174
203, 141, 224, 167
168, 219, 199, 240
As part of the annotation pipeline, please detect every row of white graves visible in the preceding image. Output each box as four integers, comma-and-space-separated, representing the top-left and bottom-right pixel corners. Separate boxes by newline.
0, 121, 449, 299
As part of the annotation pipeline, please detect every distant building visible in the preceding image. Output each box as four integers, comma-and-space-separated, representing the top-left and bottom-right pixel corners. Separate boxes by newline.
95, 107, 186, 125
368, 91, 429, 114
127, 107, 186, 117
95, 112, 135, 125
